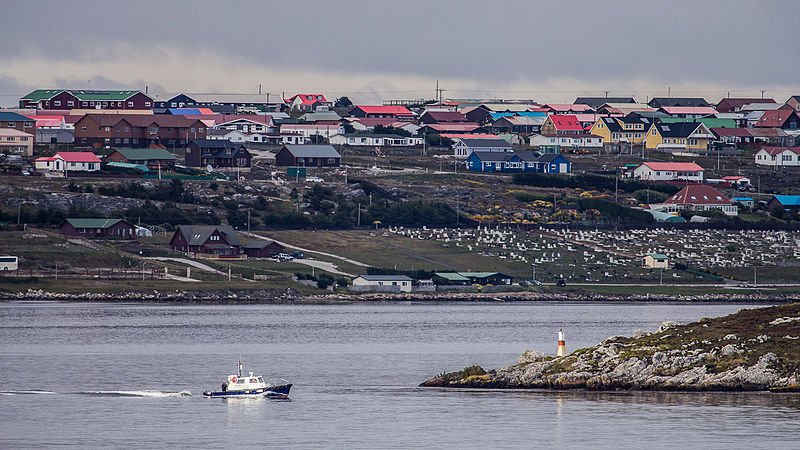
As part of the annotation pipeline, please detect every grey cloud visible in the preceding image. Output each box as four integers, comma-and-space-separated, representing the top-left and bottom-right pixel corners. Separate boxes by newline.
1, 0, 798, 100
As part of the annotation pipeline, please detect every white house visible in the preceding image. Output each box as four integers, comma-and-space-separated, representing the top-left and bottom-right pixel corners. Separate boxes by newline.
631, 162, 704, 182
215, 117, 277, 134
329, 134, 423, 147
755, 147, 800, 167
350, 275, 412, 292
34, 152, 101, 172
280, 123, 343, 139
529, 134, 603, 150
452, 137, 512, 158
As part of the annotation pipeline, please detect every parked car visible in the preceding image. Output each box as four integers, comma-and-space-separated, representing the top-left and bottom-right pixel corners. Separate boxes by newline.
276, 253, 294, 261
306, 176, 324, 183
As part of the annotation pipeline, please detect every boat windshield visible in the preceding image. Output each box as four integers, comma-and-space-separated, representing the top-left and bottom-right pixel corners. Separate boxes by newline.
249, 378, 258, 383
257, 377, 264, 383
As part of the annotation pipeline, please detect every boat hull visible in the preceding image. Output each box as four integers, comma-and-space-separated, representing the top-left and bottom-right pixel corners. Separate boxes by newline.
202, 384, 292, 399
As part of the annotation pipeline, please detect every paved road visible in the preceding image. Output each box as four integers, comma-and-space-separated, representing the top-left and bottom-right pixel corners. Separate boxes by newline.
290, 259, 354, 277
146, 257, 226, 275
242, 232, 369, 267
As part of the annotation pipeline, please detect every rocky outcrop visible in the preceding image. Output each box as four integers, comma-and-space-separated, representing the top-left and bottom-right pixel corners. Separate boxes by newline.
422, 303, 800, 391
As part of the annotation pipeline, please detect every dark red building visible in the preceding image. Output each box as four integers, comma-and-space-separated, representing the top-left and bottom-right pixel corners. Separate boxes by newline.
184, 139, 252, 169
74, 114, 207, 148
19, 90, 154, 110
0, 112, 37, 133
242, 240, 285, 258
58, 218, 137, 239
169, 225, 242, 258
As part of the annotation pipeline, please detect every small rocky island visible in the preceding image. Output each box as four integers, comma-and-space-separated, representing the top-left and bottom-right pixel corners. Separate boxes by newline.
422, 303, 800, 391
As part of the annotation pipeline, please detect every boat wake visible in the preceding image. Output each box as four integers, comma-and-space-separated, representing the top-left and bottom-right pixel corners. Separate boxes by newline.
0, 390, 57, 396
80, 390, 192, 398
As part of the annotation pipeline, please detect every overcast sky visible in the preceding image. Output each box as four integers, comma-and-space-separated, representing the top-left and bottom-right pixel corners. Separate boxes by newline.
1, 0, 798, 106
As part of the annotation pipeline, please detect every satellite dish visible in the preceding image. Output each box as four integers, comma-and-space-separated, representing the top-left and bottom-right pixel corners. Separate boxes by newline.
206, 164, 213, 172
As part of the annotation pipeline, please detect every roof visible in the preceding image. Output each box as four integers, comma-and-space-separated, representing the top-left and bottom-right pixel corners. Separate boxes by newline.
755, 110, 799, 128
176, 224, 241, 246
0, 128, 33, 137
748, 127, 788, 138
547, 115, 582, 131
665, 185, 730, 205
188, 139, 245, 149
654, 122, 706, 138
741, 103, 786, 112
640, 162, 704, 172
716, 98, 775, 112
424, 123, 482, 132
495, 115, 546, 126
280, 144, 341, 158
298, 111, 342, 122
770, 195, 800, 206
543, 103, 595, 113
649, 97, 710, 107
110, 148, 177, 161
355, 275, 413, 282
20, 89, 64, 102
434, 272, 470, 281
758, 147, 800, 156
661, 117, 737, 129
574, 97, 636, 108
160, 93, 274, 104
65, 218, 128, 229
78, 114, 205, 128
596, 117, 622, 132
242, 239, 279, 249
353, 105, 414, 116
455, 138, 512, 148
439, 133, 499, 140
49, 152, 102, 163
659, 106, 718, 116
711, 127, 752, 137
105, 162, 149, 172
0, 111, 35, 122
421, 111, 469, 122
458, 272, 510, 278
646, 253, 669, 260
287, 94, 329, 105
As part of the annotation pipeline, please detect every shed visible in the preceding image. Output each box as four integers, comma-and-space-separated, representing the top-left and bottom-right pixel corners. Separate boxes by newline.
642, 253, 669, 269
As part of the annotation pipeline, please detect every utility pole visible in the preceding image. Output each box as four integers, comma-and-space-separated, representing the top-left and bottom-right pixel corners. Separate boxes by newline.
247, 210, 251, 232
357, 202, 361, 227
760, 89, 766, 99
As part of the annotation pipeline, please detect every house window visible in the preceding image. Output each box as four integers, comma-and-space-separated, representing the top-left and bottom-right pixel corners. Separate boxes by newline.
127, 102, 134, 107
652, 128, 656, 135
144, 102, 151, 107
54, 101, 61, 106
90, 102, 95, 106
67, 101, 74, 107
81, 138, 87, 144
24, 122, 32, 128
7, 122, 14, 127
81, 102, 87, 107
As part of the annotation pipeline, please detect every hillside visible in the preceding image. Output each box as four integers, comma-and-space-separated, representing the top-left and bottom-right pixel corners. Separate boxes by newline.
422, 303, 800, 391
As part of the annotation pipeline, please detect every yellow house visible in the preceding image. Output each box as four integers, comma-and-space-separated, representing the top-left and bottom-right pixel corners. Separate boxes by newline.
645, 122, 713, 151
589, 115, 648, 144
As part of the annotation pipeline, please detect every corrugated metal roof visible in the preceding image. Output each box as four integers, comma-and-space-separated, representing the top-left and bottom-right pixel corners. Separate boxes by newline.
65, 218, 127, 229
281, 144, 341, 158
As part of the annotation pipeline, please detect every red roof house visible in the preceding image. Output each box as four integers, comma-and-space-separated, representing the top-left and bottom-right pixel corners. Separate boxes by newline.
349, 105, 415, 121
286, 94, 331, 112
540, 114, 583, 135
754, 110, 800, 129
660, 185, 737, 216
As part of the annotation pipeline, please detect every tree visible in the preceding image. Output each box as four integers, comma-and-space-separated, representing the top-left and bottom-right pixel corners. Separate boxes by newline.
335, 96, 353, 108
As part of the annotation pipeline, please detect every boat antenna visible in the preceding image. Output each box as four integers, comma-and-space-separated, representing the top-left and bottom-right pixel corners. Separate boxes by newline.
238, 359, 242, 378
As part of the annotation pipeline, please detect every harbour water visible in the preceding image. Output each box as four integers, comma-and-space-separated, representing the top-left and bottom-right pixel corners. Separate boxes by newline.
0, 301, 797, 449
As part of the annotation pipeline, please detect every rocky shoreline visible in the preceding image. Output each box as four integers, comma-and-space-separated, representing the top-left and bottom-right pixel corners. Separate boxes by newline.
2, 288, 800, 303
421, 303, 800, 392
